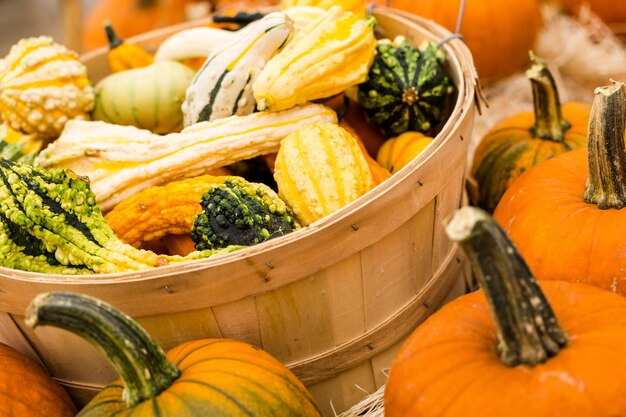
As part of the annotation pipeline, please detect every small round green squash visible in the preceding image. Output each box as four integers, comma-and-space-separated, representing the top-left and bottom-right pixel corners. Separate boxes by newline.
92, 61, 195, 134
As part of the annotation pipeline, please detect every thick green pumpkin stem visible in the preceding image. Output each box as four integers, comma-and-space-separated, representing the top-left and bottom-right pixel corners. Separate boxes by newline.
583, 82, 626, 209
527, 53, 571, 141
104, 22, 123, 49
25, 292, 180, 408
445, 207, 568, 366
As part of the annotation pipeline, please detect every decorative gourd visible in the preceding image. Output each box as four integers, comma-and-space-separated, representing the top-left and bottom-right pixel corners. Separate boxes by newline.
372, 0, 542, 81
0, 123, 44, 164
386, 205, 626, 417
92, 61, 195, 134
494, 82, 626, 294
357, 37, 455, 138
253, 6, 376, 111
154, 26, 237, 63
281, 0, 366, 17
282, 6, 326, 33
0, 342, 76, 417
81, 0, 192, 51
182, 12, 293, 126
471, 54, 590, 212
105, 22, 154, 73
556, 0, 626, 24
0, 37, 94, 139
191, 177, 300, 249
26, 292, 322, 417
376, 131, 434, 173
274, 122, 374, 225
339, 120, 391, 185
37, 103, 337, 211
105, 175, 232, 248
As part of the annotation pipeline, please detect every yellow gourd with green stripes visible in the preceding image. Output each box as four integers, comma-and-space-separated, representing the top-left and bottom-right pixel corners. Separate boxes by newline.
92, 61, 195, 134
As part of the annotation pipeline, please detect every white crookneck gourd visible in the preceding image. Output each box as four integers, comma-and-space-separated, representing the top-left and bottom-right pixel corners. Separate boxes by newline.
154, 27, 237, 63
37, 103, 337, 212
182, 12, 293, 126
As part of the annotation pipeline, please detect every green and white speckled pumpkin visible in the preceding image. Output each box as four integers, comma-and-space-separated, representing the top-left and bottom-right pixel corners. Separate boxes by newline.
357, 36, 454, 137
182, 12, 292, 126
92, 61, 195, 134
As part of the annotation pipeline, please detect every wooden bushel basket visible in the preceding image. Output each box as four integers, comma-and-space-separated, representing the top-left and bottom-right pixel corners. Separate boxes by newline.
0, 7, 478, 416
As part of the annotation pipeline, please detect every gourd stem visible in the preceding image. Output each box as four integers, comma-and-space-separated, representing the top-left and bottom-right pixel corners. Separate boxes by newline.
445, 207, 568, 366
25, 292, 180, 408
527, 53, 570, 141
583, 82, 626, 209
104, 22, 123, 49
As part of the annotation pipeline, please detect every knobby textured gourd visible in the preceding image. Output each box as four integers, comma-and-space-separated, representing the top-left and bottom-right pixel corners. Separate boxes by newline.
0, 37, 94, 139
385, 206, 626, 417
372, 0, 543, 80
494, 82, 626, 294
105, 175, 233, 248
253, 6, 376, 111
183, 12, 293, 126
357, 37, 455, 138
191, 177, 300, 250
25, 292, 323, 417
93, 61, 195, 134
376, 131, 434, 173
0, 160, 238, 274
37, 103, 337, 212
104, 22, 154, 73
471, 54, 590, 213
274, 122, 374, 225
0, 342, 76, 417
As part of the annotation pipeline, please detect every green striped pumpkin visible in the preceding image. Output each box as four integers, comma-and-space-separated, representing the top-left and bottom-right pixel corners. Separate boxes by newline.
357, 37, 455, 137
182, 12, 292, 126
26, 292, 323, 417
92, 61, 195, 134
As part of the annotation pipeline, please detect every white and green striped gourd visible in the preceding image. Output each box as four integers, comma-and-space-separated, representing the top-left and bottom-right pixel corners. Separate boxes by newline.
182, 12, 293, 126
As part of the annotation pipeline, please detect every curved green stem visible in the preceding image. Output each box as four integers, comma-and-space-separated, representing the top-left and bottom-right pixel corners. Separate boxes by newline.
445, 207, 568, 366
583, 82, 626, 209
527, 52, 571, 141
25, 292, 180, 408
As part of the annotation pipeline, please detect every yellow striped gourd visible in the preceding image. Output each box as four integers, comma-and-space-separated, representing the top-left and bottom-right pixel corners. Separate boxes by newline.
253, 6, 375, 112
182, 12, 293, 126
274, 122, 374, 225
0, 37, 94, 139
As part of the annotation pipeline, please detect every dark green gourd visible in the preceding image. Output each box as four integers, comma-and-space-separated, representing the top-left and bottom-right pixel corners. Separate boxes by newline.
357, 37, 455, 137
191, 177, 300, 250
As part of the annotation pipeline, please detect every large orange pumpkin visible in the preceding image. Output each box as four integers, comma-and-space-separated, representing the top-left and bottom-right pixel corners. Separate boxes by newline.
470, 54, 590, 212
385, 206, 626, 417
372, 0, 543, 80
26, 292, 322, 417
494, 82, 626, 294
0, 343, 76, 417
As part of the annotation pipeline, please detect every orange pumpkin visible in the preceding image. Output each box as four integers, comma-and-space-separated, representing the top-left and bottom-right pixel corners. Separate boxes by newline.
386, 205, 626, 417
494, 82, 626, 294
0, 343, 76, 417
373, 0, 543, 80
470, 54, 590, 212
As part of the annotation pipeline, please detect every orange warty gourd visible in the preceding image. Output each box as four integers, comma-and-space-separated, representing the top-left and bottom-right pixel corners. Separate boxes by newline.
494, 82, 626, 294
0, 342, 76, 417
386, 206, 626, 417
25, 292, 322, 417
372, 0, 542, 80
470, 54, 590, 213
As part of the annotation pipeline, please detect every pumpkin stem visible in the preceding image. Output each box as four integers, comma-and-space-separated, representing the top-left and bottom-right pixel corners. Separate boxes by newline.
24, 292, 180, 408
583, 82, 626, 209
445, 207, 568, 367
527, 52, 570, 141
104, 21, 123, 49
